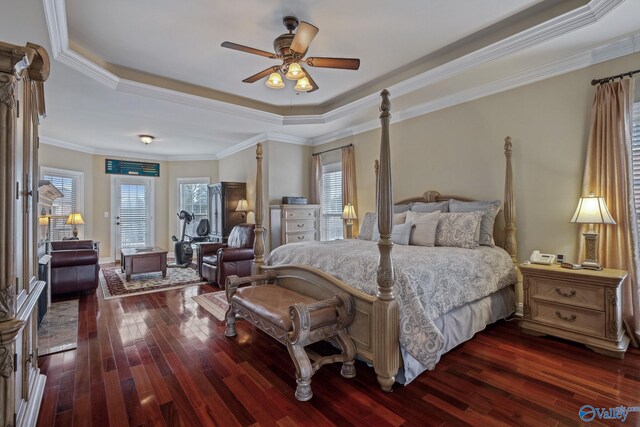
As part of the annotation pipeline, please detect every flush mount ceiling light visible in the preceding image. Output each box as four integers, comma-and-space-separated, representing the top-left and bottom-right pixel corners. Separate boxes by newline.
222, 16, 360, 93
139, 135, 154, 145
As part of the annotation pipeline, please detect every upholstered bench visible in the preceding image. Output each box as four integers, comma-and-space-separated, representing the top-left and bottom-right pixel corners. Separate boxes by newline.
224, 271, 356, 401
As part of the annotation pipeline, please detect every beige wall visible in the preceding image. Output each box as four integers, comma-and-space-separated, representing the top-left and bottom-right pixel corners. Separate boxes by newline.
314, 51, 640, 269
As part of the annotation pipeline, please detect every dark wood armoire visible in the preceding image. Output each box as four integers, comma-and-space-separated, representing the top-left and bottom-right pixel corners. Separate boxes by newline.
208, 182, 246, 242
0, 41, 49, 427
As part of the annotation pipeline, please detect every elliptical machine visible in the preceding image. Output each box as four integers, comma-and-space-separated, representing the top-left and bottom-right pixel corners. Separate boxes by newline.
170, 210, 194, 267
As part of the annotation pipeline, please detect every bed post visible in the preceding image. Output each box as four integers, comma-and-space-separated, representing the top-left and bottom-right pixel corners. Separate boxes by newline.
503, 136, 517, 262
253, 142, 264, 274
373, 90, 400, 392
374, 160, 380, 212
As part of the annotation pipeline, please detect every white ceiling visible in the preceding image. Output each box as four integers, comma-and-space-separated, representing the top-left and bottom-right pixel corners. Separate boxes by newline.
2, 0, 639, 160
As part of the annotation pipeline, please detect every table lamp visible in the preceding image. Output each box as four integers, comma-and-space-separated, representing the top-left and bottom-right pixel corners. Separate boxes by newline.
236, 199, 249, 221
342, 203, 357, 239
66, 212, 85, 239
570, 193, 615, 270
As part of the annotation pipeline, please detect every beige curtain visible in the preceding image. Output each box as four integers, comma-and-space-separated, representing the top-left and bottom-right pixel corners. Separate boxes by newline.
580, 78, 639, 346
310, 154, 322, 205
342, 145, 359, 235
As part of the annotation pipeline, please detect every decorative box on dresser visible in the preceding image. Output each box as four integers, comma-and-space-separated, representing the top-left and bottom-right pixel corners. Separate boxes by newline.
0, 41, 49, 427
270, 204, 320, 249
208, 182, 246, 243
520, 263, 629, 358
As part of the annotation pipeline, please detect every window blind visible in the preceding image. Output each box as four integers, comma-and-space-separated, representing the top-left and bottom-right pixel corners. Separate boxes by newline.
632, 102, 640, 233
179, 182, 209, 236
321, 162, 343, 240
42, 170, 81, 241
119, 183, 150, 248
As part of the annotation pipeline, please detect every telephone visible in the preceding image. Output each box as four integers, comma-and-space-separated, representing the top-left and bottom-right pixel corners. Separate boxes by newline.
529, 250, 556, 265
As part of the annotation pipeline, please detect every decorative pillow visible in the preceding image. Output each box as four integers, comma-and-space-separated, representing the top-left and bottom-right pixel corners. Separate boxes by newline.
411, 201, 449, 213
394, 204, 412, 214
393, 211, 407, 225
435, 211, 483, 249
406, 211, 440, 246
449, 199, 501, 246
372, 221, 414, 245
357, 212, 377, 240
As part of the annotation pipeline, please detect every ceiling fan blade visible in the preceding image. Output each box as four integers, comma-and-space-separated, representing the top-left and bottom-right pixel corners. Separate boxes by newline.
305, 57, 360, 70
242, 66, 280, 83
290, 21, 319, 55
302, 67, 319, 92
221, 41, 277, 59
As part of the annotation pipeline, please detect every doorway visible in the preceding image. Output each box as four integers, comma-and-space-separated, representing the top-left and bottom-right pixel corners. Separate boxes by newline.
111, 176, 154, 260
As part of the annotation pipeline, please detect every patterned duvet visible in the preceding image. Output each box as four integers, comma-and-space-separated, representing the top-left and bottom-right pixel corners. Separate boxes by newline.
266, 239, 516, 382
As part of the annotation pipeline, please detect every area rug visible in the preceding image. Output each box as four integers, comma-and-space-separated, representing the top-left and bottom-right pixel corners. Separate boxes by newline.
38, 300, 79, 356
101, 265, 207, 299
192, 291, 228, 321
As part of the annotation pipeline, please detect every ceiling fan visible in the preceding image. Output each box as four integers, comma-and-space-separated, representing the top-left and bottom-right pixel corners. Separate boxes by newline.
221, 16, 360, 93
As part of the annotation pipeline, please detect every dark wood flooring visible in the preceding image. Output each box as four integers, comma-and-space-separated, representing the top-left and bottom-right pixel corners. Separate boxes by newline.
37, 280, 640, 427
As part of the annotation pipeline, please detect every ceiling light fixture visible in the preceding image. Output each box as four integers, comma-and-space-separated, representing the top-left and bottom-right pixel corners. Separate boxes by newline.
294, 77, 312, 92
265, 72, 285, 89
285, 63, 304, 80
139, 135, 154, 145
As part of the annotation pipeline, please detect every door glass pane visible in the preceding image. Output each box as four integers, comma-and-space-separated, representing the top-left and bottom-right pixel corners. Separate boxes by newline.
119, 183, 150, 248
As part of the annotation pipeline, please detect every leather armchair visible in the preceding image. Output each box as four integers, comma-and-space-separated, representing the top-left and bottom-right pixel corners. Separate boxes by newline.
49, 240, 99, 295
197, 224, 255, 288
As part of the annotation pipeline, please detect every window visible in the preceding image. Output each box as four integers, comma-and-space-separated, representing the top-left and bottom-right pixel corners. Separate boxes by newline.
178, 178, 209, 237
632, 102, 640, 232
321, 162, 343, 240
41, 167, 84, 241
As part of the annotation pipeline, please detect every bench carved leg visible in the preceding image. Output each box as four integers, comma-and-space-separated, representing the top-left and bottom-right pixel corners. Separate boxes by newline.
224, 276, 240, 337
286, 341, 314, 401
335, 329, 356, 378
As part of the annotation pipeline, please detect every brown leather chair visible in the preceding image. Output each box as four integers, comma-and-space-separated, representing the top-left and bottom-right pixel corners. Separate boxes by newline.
49, 240, 99, 295
197, 224, 255, 288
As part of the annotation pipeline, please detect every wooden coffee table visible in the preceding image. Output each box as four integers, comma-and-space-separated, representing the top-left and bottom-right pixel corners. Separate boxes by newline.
120, 247, 168, 282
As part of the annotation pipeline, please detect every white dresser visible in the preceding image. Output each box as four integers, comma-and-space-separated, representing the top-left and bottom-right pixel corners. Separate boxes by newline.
270, 204, 320, 249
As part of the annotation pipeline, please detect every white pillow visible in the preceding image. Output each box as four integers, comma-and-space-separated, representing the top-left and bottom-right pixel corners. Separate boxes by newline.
372, 221, 414, 245
406, 211, 440, 246
393, 211, 407, 225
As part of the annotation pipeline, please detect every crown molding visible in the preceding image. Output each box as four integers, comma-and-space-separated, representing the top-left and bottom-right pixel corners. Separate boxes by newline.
39, 136, 97, 154
43, 0, 625, 130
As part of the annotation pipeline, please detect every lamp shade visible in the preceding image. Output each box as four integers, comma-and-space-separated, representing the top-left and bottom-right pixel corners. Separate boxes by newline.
265, 72, 285, 89
66, 212, 85, 225
570, 193, 615, 225
236, 199, 249, 212
294, 77, 312, 92
342, 204, 357, 220
38, 216, 49, 226
285, 63, 305, 80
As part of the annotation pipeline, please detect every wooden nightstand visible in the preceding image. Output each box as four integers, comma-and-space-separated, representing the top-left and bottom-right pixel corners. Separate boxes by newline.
519, 263, 629, 358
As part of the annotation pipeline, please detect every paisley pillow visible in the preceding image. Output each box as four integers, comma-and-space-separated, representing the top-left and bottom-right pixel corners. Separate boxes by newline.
357, 212, 377, 240
435, 211, 483, 249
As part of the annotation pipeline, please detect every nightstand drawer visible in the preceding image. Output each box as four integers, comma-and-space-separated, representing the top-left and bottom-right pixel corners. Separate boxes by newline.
284, 219, 315, 233
530, 277, 604, 311
284, 230, 316, 243
531, 301, 605, 337
285, 209, 317, 220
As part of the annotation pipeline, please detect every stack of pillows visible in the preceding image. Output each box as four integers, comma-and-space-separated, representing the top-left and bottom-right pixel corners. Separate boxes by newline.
358, 199, 500, 249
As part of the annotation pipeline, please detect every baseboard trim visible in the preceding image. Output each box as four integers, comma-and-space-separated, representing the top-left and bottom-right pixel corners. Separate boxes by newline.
99, 256, 114, 265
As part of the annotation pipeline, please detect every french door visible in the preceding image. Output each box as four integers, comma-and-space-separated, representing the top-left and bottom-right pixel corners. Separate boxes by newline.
111, 176, 154, 259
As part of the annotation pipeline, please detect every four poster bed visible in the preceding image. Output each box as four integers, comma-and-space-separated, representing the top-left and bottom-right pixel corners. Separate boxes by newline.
249, 90, 519, 390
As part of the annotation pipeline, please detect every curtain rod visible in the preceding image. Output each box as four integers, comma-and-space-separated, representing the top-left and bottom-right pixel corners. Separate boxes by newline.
311, 143, 353, 157
591, 68, 640, 86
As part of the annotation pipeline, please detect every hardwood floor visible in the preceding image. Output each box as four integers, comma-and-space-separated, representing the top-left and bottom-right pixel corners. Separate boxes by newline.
37, 281, 640, 427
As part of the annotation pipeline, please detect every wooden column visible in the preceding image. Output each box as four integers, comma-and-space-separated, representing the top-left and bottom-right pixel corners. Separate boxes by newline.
372, 89, 399, 391
503, 136, 517, 262
253, 143, 264, 274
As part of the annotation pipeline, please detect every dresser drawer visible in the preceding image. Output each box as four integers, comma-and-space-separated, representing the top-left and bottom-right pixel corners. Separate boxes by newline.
530, 300, 605, 338
284, 209, 317, 220
284, 230, 316, 243
530, 276, 604, 311
284, 219, 316, 233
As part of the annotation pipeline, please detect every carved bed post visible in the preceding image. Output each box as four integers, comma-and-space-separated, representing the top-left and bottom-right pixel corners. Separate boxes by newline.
373, 90, 400, 391
253, 142, 264, 274
374, 160, 379, 213
503, 136, 517, 262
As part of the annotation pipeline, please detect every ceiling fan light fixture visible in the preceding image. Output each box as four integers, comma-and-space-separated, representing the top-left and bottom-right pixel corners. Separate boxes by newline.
285, 62, 304, 80
294, 77, 312, 92
139, 135, 154, 145
265, 72, 285, 89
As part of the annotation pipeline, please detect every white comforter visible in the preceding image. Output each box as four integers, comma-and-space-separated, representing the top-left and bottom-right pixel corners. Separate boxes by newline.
266, 239, 516, 382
